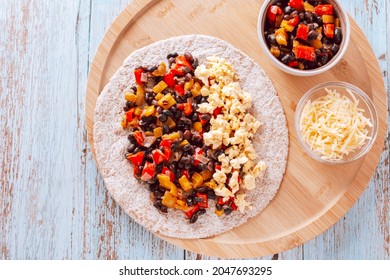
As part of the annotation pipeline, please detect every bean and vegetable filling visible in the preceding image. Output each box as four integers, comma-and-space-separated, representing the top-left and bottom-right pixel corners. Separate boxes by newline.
121, 52, 264, 223
265, 0, 342, 70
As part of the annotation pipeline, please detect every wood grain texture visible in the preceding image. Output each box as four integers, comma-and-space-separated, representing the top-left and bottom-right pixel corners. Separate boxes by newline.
0, 0, 389, 260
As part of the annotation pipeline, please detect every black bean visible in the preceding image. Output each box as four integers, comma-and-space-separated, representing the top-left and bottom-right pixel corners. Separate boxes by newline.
162, 125, 170, 134
185, 90, 192, 98
215, 149, 224, 157
154, 190, 163, 199
331, 44, 340, 54
200, 113, 211, 122
133, 147, 144, 153
192, 133, 202, 144
189, 213, 198, 223
308, 30, 319, 40
160, 205, 168, 213
304, 12, 313, 22
207, 161, 215, 171
128, 133, 136, 144
224, 207, 233, 215
148, 65, 158, 72
198, 163, 208, 171
281, 54, 291, 64
123, 106, 129, 112
131, 86, 137, 92
182, 66, 192, 74
183, 130, 191, 140
192, 58, 199, 69
168, 57, 176, 66
182, 144, 192, 152
184, 73, 192, 81
200, 97, 208, 103
194, 196, 204, 203
180, 117, 192, 125
334, 28, 342, 44
127, 144, 136, 153
194, 96, 202, 104
158, 113, 167, 122
290, 11, 298, 18
167, 52, 178, 59
283, 14, 291, 21
284, 5, 293, 14
153, 200, 162, 209
207, 189, 216, 200
299, 12, 304, 21
149, 183, 158, 192
197, 209, 206, 215
215, 203, 223, 211
184, 52, 193, 63
267, 34, 277, 45
196, 186, 208, 193
186, 196, 194, 206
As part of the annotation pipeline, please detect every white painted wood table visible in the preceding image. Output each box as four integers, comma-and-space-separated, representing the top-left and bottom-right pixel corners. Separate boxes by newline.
0, 0, 389, 260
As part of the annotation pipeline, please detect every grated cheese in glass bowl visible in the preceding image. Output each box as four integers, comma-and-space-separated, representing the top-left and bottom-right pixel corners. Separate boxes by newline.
294, 81, 378, 164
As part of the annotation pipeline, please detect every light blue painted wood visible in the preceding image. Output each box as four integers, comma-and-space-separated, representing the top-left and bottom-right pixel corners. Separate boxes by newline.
0, 0, 388, 260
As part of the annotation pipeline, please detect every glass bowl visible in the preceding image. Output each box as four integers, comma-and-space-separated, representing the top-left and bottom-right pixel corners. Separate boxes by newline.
294, 81, 378, 164
257, 0, 351, 76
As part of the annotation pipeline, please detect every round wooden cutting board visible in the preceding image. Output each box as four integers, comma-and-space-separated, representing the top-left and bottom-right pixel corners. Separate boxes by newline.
86, 0, 387, 258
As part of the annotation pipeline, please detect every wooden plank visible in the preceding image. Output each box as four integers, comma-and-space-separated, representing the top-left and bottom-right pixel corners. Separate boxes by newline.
302, 0, 390, 260
0, 0, 89, 259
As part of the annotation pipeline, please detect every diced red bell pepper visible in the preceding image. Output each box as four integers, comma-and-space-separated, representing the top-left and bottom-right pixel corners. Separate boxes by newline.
175, 55, 193, 71
170, 68, 184, 76
193, 148, 204, 166
230, 201, 238, 211
266, 5, 283, 25
314, 4, 334, 16
174, 84, 185, 96
160, 139, 172, 149
213, 107, 222, 118
134, 68, 144, 85
215, 164, 222, 171
141, 161, 155, 181
195, 193, 208, 208
184, 103, 192, 116
287, 16, 300, 27
324, 23, 335, 38
127, 151, 144, 166
162, 166, 175, 182
133, 165, 139, 176
185, 205, 199, 219
133, 131, 144, 146
288, 0, 303, 9
181, 169, 190, 180
296, 24, 309, 40
295, 45, 316, 61
163, 71, 176, 88
159, 139, 172, 161
217, 196, 233, 206
125, 108, 135, 122
288, 60, 299, 68
152, 149, 165, 164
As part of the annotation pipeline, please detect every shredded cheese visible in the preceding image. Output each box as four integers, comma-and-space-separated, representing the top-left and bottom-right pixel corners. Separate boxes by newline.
299, 88, 373, 160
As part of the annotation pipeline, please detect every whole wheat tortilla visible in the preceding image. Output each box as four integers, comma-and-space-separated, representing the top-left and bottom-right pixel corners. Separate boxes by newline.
93, 34, 288, 239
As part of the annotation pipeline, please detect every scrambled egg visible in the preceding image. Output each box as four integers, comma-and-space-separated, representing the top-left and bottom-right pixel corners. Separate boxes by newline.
195, 56, 267, 212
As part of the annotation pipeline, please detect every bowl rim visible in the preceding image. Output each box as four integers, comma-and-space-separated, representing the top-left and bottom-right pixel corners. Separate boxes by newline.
294, 81, 379, 165
257, 0, 351, 76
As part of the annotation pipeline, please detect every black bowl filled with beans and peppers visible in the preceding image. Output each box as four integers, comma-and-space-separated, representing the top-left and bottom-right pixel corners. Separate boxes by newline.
258, 0, 350, 75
